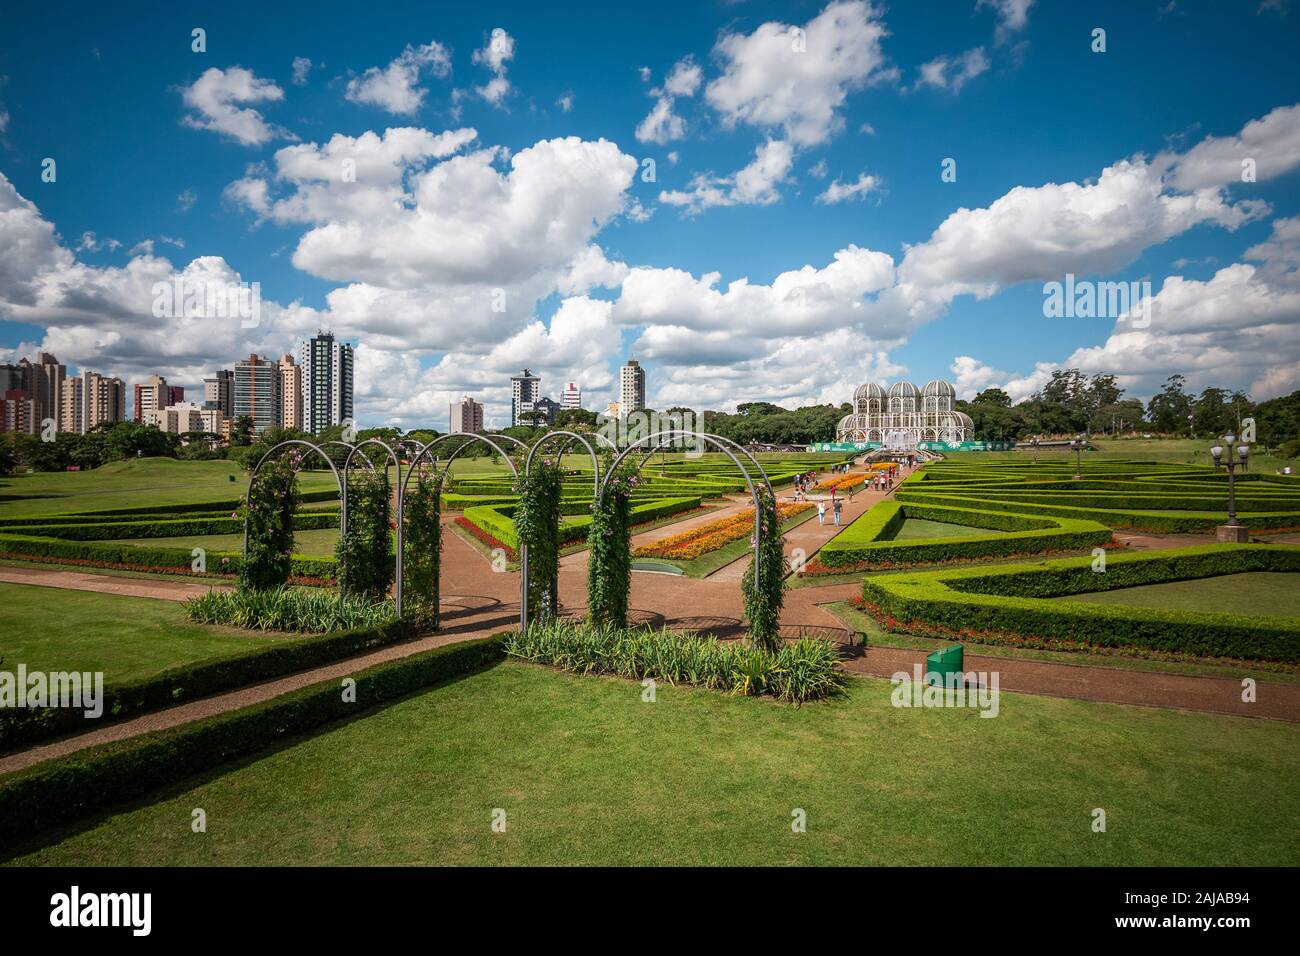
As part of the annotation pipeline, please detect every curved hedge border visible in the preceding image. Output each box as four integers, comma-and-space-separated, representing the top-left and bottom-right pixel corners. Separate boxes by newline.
0, 634, 506, 852
860, 544, 1300, 661
461, 495, 702, 551
816, 500, 1111, 569
0, 613, 414, 752
897, 460, 1300, 533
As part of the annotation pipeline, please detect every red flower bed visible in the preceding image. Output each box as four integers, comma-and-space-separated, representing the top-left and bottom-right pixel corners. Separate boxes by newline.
454, 516, 517, 560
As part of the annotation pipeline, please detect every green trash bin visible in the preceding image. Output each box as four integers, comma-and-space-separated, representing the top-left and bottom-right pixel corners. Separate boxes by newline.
925, 645, 964, 687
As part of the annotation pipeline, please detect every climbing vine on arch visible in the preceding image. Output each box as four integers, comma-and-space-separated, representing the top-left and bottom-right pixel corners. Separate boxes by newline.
586, 469, 638, 627
515, 457, 564, 626
403, 469, 443, 627
741, 488, 786, 653
336, 469, 393, 601
238, 449, 302, 591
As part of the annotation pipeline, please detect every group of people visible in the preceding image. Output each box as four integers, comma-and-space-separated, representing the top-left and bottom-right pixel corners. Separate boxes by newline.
816, 496, 843, 526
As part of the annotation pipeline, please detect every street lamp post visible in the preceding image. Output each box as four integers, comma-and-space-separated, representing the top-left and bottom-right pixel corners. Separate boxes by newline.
1210, 434, 1251, 543
1071, 434, 1085, 480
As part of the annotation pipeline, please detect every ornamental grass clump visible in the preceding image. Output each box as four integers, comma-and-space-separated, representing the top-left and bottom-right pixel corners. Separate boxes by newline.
184, 586, 394, 633
505, 620, 845, 703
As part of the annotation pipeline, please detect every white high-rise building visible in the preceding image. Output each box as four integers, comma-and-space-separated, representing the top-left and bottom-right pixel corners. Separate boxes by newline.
561, 382, 581, 409
619, 360, 645, 414
510, 368, 541, 427
300, 331, 354, 435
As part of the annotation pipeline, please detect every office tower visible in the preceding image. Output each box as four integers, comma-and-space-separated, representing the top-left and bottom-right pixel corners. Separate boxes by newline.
510, 368, 541, 427
278, 354, 303, 431
134, 374, 169, 423
300, 331, 354, 435
233, 354, 282, 434
203, 370, 234, 418
449, 395, 484, 434
561, 382, 581, 409
619, 360, 645, 414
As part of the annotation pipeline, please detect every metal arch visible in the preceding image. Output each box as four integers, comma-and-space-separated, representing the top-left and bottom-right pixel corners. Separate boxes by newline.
597, 430, 767, 614
517, 431, 603, 634
700, 434, 775, 499
343, 438, 405, 616
241, 439, 346, 580
525, 430, 601, 501
401, 432, 520, 500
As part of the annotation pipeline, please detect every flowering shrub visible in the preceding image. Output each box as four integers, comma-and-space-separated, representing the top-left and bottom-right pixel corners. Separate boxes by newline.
238, 450, 302, 591
632, 501, 812, 560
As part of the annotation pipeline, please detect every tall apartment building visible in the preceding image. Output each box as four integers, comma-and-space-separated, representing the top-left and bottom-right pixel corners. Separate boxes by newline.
1, 390, 38, 434
533, 396, 560, 426
203, 370, 234, 418
299, 331, 354, 435
510, 368, 541, 427
60, 370, 126, 434
619, 360, 645, 414
167, 385, 185, 406
449, 395, 484, 434
133, 374, 169, 423
278, 354, 303, 431
2, 352, 65, 431
233, 354, 281, 434
561, 382, 581, 409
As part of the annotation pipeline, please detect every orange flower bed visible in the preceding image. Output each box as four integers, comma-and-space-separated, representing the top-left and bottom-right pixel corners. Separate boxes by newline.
633, 502, 813, 560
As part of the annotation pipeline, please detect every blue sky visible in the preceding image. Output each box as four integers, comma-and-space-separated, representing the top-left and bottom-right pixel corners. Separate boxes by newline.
2, 0, 1299, 429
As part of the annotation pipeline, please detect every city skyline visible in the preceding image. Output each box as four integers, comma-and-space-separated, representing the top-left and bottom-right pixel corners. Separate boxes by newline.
1, 2, 1299, 430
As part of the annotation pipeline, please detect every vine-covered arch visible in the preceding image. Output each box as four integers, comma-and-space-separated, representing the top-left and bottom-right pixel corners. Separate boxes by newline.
242, 438, 346, 561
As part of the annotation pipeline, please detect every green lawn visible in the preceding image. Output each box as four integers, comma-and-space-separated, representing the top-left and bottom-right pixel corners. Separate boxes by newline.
889, 518, 996, 540
1059, 571, 1300, 617
953, 438, 1296, 475
0, 582, 284, 683
101, 527, 341, 557
0, 458, 339, 518
11, 661, 1297, 866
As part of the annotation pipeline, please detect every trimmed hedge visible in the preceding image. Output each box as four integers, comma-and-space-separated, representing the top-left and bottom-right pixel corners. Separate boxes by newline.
0, 634, 507, 851
893, 490, 1299, 532
0, 532, 336, 580
0, 510, 339, 541
860, 544, 1300, 661
817, 500, 1110, 568
462, 496, 702, 551
0, 614, 414, 751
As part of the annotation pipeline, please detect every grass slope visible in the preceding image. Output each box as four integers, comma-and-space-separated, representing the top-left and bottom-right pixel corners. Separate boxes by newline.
0, 582, 280, 683
0, 458, 339, 518
11, 662, 1298, 866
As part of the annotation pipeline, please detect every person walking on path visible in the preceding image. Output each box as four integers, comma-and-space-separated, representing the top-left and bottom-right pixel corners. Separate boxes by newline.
833, 498, 843, 526
817, 499, 826, 525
